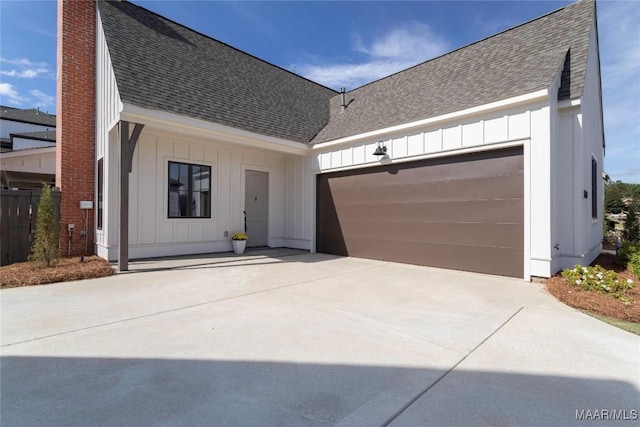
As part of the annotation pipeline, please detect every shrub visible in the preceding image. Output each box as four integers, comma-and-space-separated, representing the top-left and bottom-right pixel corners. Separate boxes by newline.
623, 202, 640, 244
619, 242, 639, 264
231, 232, 248, 241
628, 252, 640, 279
29, 183, 59, 268
561, 264, 635, 304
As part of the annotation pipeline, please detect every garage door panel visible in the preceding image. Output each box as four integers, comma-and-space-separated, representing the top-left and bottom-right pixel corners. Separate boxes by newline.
317, 147, 524, 277
341, 221, 522, 249
330, 173, 523, 206
336, 198, 523, 224
346, 238, 524, 277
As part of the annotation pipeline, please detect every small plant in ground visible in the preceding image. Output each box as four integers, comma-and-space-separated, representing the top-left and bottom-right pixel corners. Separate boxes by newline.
29, 183, 60, 268
628, 252, 640, 279
561, 264, 635, 304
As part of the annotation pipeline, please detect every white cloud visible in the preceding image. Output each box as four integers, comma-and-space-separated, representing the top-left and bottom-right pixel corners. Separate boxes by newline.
0, 57, 53, 79
291, 21, 450, 90
0, 82, 28, 105
30, 89, 55, 109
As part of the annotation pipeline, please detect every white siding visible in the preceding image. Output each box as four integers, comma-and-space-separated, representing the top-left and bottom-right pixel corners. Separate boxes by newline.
11, 138, 55, 150
0, 120, 52, 140
99, 127, 304, 260
314, 106, 533, 172
95, 14, 123, 256
0, 148, 56, 175
551, 21, 605, 274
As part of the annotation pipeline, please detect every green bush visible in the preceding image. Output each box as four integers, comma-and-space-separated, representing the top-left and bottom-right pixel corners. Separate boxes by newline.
628, 252, 640, 279
619, 242, 639, 264
561, 264, 635, 304
623, 202, 640, 243
29, 183, 59, 268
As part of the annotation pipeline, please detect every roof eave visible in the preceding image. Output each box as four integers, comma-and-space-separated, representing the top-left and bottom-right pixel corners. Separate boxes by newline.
313, 88, 549, 149
120, 103, 310, 156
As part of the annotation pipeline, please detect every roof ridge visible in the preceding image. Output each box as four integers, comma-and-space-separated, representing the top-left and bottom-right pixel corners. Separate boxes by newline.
344, 0, 580, 94
105, 0, 337, 94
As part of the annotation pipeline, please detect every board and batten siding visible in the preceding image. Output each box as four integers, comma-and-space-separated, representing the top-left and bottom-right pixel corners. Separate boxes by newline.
552, 20, 604, 273
95, 14, 123, 256
315, 108, 531, 172
98, 127, 311, 260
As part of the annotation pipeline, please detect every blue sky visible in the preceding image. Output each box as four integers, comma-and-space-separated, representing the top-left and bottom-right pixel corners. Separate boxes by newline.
1, 0, 638, 182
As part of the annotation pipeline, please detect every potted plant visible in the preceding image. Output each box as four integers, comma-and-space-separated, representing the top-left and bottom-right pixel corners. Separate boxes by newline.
231, 232, 248, 254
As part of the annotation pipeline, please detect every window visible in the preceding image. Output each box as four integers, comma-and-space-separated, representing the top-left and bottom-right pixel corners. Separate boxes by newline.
168, 161, 211, 218
591, 156, 597, 219
97, 158, 104, 229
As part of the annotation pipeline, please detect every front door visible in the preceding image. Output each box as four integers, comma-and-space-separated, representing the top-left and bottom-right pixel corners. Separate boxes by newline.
244, 170, 268, 247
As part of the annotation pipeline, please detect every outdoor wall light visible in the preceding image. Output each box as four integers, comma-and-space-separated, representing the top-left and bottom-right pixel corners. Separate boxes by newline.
373, 141, 388, 156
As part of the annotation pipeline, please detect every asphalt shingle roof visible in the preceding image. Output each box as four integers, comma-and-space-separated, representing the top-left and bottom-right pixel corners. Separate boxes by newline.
0, 106, 56, 127
311, 0, 595, 143
97, 0, 337, 143
97, 0, 595, 145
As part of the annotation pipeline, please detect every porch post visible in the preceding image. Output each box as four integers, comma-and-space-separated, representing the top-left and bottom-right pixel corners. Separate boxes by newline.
118, 120, 144, 271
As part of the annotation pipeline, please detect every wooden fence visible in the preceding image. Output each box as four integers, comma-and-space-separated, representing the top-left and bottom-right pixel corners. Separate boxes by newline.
0, 188, 61, 266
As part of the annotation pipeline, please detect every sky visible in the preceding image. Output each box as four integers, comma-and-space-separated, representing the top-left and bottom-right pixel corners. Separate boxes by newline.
0, 0, 638, 183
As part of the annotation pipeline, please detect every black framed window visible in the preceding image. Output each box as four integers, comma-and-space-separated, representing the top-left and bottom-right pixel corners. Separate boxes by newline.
591, 156, 598, 219
168, 161, 211, 218
97, 158, 104, 229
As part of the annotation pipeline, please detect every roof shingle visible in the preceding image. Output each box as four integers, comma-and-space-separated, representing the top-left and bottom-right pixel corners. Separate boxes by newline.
97, 0, 595, 145
312, 0, 595, 143
0, 106, 56, 127
97, 0, 337, 143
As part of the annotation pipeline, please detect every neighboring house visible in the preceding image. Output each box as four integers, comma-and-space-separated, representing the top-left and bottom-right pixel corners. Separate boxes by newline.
0, 106, 56, 189
57, 0, 604, 280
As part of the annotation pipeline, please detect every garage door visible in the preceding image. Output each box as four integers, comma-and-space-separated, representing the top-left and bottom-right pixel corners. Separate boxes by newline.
316, 147, 524, 277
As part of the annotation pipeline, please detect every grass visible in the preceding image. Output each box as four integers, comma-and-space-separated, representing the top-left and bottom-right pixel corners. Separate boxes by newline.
546, 253, 640, 335
582, 311, 640, 335
0, 256, 114, 289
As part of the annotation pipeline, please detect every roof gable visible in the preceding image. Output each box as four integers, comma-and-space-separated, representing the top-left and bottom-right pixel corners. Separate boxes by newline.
312, 0, 595, 143
97, 0, 337, 143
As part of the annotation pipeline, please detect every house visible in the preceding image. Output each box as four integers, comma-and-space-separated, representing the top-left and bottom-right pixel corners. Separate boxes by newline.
0, 106, 56, 189
57, 0, 604, 280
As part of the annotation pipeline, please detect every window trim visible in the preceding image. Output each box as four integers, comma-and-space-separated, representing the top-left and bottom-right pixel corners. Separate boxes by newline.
97, 158, 104, 230
167, 161, 212, 219
591, 156, 598, 220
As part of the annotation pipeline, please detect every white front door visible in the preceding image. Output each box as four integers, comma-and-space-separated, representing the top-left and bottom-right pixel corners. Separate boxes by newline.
244, 170, 268, 247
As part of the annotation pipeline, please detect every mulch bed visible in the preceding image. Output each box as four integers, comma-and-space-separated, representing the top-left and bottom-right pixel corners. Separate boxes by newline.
546, 253, 640, 323
0, 256, 114, 289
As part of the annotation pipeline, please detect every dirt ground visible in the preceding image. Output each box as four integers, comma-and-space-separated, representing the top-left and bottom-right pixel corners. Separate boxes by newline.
0, 256, 114, 289
546, 253, 640, 323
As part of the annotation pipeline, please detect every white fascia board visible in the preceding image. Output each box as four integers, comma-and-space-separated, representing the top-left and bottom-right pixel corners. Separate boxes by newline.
0, 146, 56, 158
313, 89, 549, 151
557, 98, 582, 111
120, 103, 310, 156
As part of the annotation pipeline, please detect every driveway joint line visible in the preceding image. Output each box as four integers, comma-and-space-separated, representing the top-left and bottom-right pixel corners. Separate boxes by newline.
1, 264, 384, 348
382, 306, 525, 426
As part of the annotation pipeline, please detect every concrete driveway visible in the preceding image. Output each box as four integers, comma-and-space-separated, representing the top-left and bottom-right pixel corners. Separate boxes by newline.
2, 249, 639, 426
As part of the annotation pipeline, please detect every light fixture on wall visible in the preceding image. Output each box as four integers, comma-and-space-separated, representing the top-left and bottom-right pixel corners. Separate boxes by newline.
373, 141, 387, 157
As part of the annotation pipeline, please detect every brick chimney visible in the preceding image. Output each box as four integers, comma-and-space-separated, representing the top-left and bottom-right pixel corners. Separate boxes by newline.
56, 0, 96, 256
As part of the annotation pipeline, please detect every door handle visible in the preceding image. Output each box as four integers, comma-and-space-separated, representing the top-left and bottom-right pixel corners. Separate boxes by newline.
243, 210, 247, 232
